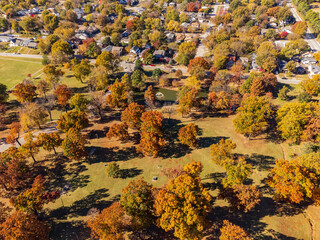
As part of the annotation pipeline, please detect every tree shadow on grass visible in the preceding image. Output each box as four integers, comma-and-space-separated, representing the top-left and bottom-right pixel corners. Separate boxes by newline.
119, 167, 143, 179
160, 142, 192, 159
36, 154, 90, 193
232, 153, 276, 172
49, 220, 90, 240
49, 188, 114, 220
197, 136, 228, 149
88, 146, 139, 164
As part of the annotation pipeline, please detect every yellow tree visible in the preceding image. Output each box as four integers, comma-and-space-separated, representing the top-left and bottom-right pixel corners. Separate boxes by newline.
154, 161, 212, 240
106, 81, 127, 109
178, 123, 199, 148
219, 220, 252, 240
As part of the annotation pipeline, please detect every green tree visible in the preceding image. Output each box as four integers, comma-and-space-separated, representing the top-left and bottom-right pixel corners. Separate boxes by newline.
120, 178, 154, 228
62, 128, 88, 160
57, 110, 89, 132
70, 94, 88, 111
73, 59, 91, 83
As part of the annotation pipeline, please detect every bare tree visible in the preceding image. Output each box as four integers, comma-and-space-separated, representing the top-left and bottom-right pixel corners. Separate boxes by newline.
88, 91, 106, 120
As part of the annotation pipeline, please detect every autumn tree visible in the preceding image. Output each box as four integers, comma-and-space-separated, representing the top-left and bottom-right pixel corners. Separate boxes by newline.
19, 102, 48, 130
43, 64, 64, 89
292, 21, 307, 37
62, 128, 88, 160
233, 96, 273, 139
70, 93, 88, 112
10, 175, 59, 214
20, 133, 40, 163
210, 139, 236, 166
73, 59, 92, 83
106, 81, 127, 109
218, 185, 262, 212
277, 102, 314, 143
12, 82, 36, 103
0, 211, 49, 240
37, 80, 50, 101
0, 83, 8, 103
177, 41, 197, 65
188, 57, 210, 80
87, 202, 128, 240
54, 84, 72, 110
89, 91, 106, 120
266, 154, 320, 204
178, 86, 199, 116
300, 75, 320, 95
222, 157, 253, 188
154, 161, 212, 240
186, 75, 201, 90
106, 162, 121, 178
144, 85, 156, 108
137, 111, 166, 157
51, 39, 73, 64
219, 220, 252, 240
0, 148, 29, 191
178, 123, 199, 148
36, 132, 62, 154
216, 91, 230, 110
106, 122, 130, 142
6, 122, 22, 146
120, 178, 154, 228
121, 103, 145, 129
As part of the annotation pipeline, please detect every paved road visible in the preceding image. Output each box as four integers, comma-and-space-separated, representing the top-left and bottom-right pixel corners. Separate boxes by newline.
0, 124, 57, 153
0, 52, 42, 59
277, 75, 302, 84
288, 1, 320, 51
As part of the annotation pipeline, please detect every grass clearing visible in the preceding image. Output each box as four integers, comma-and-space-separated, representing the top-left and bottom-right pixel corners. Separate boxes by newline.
0, 57, 43, 89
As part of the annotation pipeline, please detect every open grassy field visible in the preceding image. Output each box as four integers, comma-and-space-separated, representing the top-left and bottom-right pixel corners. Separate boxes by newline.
34, 110, 315, 240
0, 57, 43, 89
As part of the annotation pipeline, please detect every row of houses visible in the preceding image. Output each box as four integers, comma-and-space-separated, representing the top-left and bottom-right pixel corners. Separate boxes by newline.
0, 36, 37, 49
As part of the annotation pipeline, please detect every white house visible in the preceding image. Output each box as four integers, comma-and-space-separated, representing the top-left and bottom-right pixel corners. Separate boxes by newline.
308, 64, 320, 76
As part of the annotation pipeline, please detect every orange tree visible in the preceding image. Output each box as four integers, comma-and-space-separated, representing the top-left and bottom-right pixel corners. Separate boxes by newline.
187, 57, 210, 80
0, 147, 29, 191
121, 103, 145, 129
12, 82, 36, 103
137, 111, 166, 157
57, 110, 89, 132
267, 152, 320, 205
36, 132, 62, 154
218, 184, 262, 212
10, 175, 59, 215
54, 84, 72, 109
178, 123, 199, 148
219, 220, 252, 240
154, 161, 212, 240
6, 122, 22, 146
87, 202, 127, 240
106, 122, 130, 142
62, 128, 88, 161
144, 85, 156, 107
0, 211, 49, 240
106, 81, 127, 109
120, 178, 154, 228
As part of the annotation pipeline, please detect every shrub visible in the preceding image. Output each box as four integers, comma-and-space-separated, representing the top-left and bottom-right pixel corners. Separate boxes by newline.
106, 162, 121, 178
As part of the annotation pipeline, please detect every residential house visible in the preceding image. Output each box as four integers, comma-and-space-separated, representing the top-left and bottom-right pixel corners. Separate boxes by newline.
153, 50, 166, 60
112, 46, 124, 56
75, 33, 89, 40
122, 30, 132, 38
166, 32, 175, 42
0, 36, 12, 42
308, 64, 320, 76
27, 42, 37, 49
130, 46, 140, 55
9, 39, 23, 47
239, 57, 249, 67
102, 45, 113, 53
301, 56, 317, 65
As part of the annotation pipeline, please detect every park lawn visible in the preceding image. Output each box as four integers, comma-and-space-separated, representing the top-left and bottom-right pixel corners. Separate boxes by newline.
0, 57, 43, 89
42, 112, 314, 239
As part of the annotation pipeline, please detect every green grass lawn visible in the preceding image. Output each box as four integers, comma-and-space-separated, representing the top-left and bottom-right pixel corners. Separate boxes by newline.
41, 113, 312, 239
0, 57, 43, 89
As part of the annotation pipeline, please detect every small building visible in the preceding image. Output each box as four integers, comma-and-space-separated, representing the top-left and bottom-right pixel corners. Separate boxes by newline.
308, 64, 320, 76
27, 42, 37, 49
130, 46, 140, 55
166, 32, 175, 42
153, 50, 166, 59
0, 36, 12, 42
112, 46, 124, 56
102, 45, 113, 53
302, 57, 317, 65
